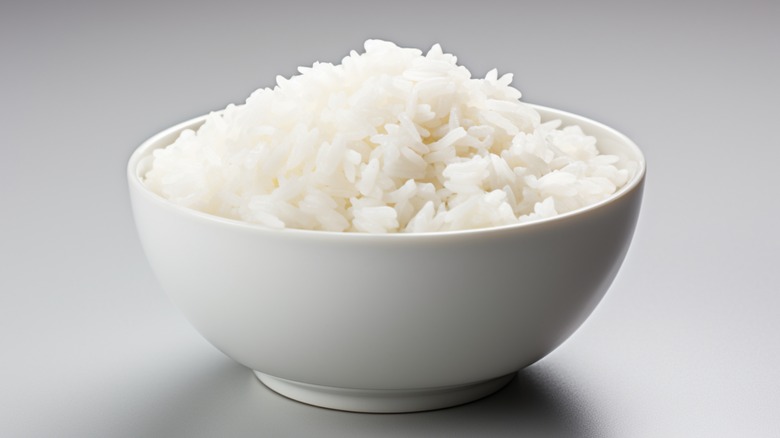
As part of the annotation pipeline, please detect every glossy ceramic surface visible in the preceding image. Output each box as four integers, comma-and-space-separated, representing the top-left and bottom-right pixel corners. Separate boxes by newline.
127, 105, 645, 412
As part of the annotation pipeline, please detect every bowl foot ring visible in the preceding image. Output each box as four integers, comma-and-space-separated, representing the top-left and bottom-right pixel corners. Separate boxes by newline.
254, 371, 516, 413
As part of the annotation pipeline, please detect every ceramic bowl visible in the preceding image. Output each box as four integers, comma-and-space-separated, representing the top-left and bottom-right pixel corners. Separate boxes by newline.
127, 105, 645, 412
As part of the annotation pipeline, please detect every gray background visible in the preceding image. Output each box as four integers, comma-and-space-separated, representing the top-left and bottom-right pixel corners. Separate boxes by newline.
2, 1, 778, 436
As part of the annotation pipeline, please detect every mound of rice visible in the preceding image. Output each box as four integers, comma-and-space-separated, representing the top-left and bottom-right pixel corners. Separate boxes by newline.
144, 40, 633, 233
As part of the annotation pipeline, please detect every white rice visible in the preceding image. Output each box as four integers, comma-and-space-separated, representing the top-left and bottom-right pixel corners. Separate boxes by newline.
144, 40, 634, 233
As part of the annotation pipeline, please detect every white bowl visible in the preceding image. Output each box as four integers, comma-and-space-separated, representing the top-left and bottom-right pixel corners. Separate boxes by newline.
128, 105, 645, 413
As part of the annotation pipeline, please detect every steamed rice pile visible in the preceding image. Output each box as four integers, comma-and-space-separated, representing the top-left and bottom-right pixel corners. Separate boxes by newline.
144, 40, 632, 233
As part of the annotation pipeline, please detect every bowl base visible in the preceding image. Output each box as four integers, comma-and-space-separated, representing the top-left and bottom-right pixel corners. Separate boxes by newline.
254, 371, 515, 413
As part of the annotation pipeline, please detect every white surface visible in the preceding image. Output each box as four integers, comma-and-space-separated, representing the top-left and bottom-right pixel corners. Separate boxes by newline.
128, 106, 643, 406
2, 0, 779, 436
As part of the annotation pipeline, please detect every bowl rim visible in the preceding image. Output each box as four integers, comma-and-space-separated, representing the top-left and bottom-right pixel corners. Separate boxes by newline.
128, 104, 646, 239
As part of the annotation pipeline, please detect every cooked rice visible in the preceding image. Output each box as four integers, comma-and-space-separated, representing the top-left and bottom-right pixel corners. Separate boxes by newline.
144, 40, 634, 233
